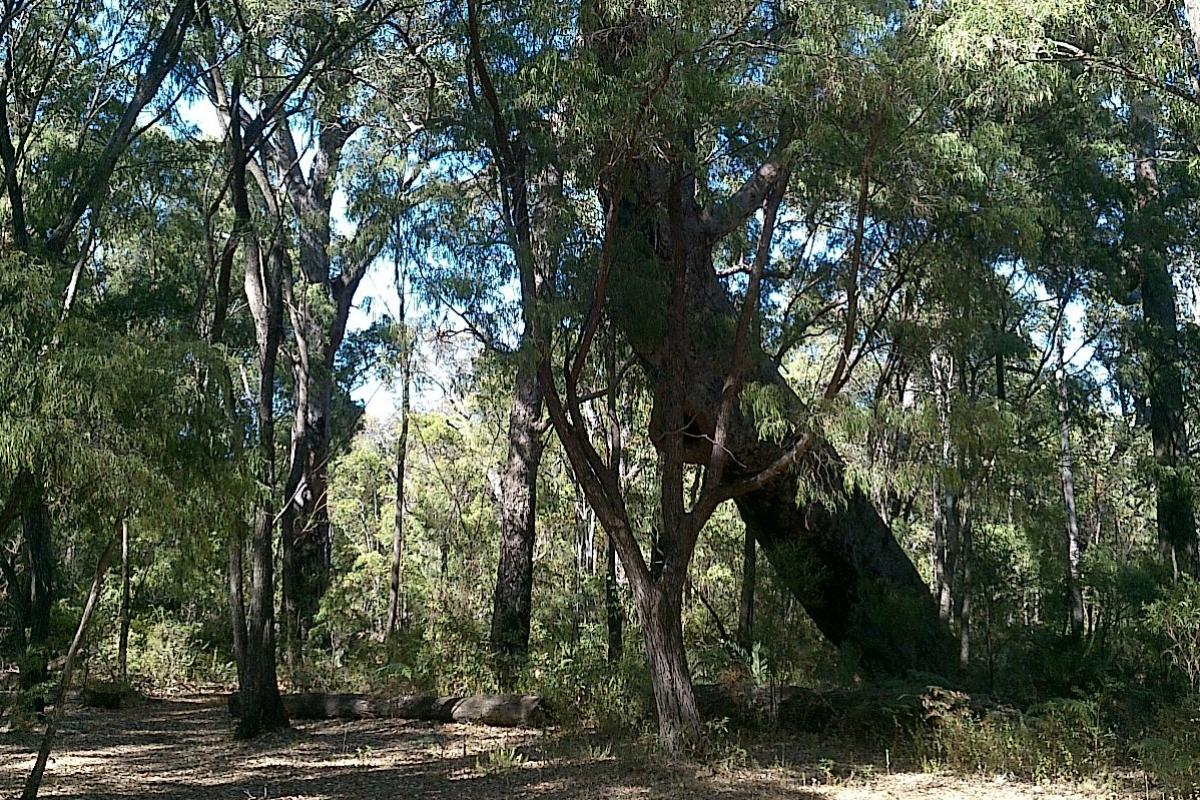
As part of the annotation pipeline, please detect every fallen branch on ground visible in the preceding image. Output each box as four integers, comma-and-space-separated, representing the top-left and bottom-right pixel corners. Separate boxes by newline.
227, 691, 548, 728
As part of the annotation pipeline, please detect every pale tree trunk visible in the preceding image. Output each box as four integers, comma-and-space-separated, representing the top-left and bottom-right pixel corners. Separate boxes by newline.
118, 519, 130, 683
1055, 323, 1085, 637
1185, 0, 1200, 64
736, 526, 755, 653
957, 510, 972, 668
929, 348, 959, 625
489, 362, 544, 686
1131, 96, 1198, 579
22, 528, 118, 800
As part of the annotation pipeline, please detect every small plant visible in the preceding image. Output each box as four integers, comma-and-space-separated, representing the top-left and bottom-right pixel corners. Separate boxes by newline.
474, 745, 527, 776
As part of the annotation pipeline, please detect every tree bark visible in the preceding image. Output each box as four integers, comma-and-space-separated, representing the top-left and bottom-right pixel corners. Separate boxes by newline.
21, 528, 117, 800
227, 519, 249, 691
635, 583, 701, 751
605, 533, 623, 663
1131, 95, 1198, 579
19, 492, 53, 692
117, 519, 130, 684
1055, 324, 1085, 637
386, 298, 412, 638
489, 361, 544, 686
736, 525, 756, 653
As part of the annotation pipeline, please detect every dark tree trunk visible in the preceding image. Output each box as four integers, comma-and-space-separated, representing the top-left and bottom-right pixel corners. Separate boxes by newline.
1131, 97, 1198, 579
635, 583, 701, 751
489, 362, 544, 686
227, 519, 249, 690
19, 492, 53, 691
605, 533, 622, 663
736, 525, 756, 653
117, 519, 130, 683
280, 360, 334, 658
234, 233, 288, 739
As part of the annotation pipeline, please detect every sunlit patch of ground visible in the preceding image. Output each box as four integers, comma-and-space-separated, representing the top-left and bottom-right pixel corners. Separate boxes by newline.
0, 696, 1145, 799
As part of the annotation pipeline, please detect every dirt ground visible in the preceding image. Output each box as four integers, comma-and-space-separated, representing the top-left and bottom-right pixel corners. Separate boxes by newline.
0, 695, 1140, 799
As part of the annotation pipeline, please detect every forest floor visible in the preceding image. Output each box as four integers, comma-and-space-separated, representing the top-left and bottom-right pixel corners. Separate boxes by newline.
0, 694, 1146, 799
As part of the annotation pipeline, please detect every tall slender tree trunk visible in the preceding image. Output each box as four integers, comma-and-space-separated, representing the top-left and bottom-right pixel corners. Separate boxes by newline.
736, 526, 755, 653
1055, 324, 1085, 637
1131, 96, 1198, 579
489, 361, 544, 686
386, 283, 412, 638
118, 519, 131, 683
19, 492, 53, 692
605, 534, 622, 663
235, 238, 289, 739
227, 519, 248, 690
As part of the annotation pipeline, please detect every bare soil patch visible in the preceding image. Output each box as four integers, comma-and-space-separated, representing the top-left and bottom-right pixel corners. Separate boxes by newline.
0, 695, 1136, 799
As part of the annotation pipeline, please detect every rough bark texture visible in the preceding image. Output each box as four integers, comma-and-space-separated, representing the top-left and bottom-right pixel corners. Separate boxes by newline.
604, 534, 623, 663
1131, 97, 1198, 579
489, 362, 545, 686
635, 585, 701, 752
229, 692, 548, 727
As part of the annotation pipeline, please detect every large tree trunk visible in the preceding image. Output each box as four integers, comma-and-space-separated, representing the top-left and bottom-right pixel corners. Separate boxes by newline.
634, 583, 701, 751
1131, 96, 1198, 579
610, 185, 954, 676
235, 239, 289, 740
19, 492, 53, 692
489, 361, 544, 686
280, 352, 334, 658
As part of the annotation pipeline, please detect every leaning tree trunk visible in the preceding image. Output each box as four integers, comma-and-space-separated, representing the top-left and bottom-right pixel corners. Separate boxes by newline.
489, 361, 544, 687
1131, 96, 1198, 579
610, 184, 956, 677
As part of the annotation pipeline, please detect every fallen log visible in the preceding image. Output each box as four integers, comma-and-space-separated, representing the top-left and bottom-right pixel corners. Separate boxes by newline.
228, 692, 548, 728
